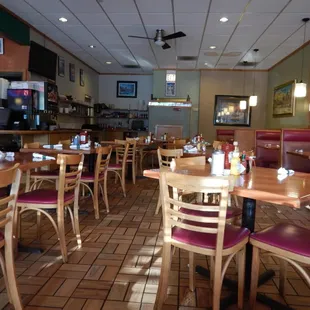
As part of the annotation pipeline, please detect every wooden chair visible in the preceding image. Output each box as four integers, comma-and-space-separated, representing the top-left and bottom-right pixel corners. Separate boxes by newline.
17, 154, 84, 263
24, 142, 59, 190
80, 146, 112, 219
167, 139, 187, 149
155, 172, 249, 310
125, 138, 140, 180
249, 223, 310, 310
0, 164, 23, 310
107, 141, 130, 197
155, 147, 183, 214
58, 139, 71, 146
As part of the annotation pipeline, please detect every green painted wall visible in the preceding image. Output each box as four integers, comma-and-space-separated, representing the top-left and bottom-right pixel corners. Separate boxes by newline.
152, 70, 200, 137
266, 44, 310, 128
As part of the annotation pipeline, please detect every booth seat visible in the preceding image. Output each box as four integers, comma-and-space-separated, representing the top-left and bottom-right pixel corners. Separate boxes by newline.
282, 129, 310, 173
216, 129, 234, 142
255, 130, 281, 168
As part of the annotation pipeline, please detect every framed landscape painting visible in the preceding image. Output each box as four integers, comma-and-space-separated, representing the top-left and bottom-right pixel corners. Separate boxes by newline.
213, 95, 251, 127
117, 81, 137, 98
273, 80, 295, 117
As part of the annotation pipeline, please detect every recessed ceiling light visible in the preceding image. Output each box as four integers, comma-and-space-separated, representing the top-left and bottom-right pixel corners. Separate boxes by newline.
89, 45, 96, 48
209, 46, 216, 49
204, 62, 208, 66
220, 17, 228, 23
59, 17, 68, 23
105, 61, 112, 65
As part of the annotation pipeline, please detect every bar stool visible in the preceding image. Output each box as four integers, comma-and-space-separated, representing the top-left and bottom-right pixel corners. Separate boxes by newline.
0, 164, 23, 310
155, 147, 183, 214
155, 172, 249, 310
107, 141, 130, 197
249, 223, 310, 310
17, 154, 84, 263
80, 146, 112, 219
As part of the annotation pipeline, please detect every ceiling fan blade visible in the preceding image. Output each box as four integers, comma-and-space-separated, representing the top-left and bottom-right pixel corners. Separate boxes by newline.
162, 43, 171, 50
128, 35, 153, 39
162, 31, 186, 41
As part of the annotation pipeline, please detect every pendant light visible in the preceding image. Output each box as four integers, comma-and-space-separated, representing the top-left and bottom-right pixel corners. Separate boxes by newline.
294, 18, 309, 98
240, 61, 247, 110
249, 49, 259, 106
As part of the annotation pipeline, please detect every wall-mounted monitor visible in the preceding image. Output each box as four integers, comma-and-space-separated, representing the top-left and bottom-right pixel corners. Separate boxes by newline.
28, 41, 57, 81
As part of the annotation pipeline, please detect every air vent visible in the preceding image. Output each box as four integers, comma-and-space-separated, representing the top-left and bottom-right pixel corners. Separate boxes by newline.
122, 65, 141, 69
204, 52, 218, 56
176, 56, 198, 61
237, 61, 255, 67
222, 52, 242, 57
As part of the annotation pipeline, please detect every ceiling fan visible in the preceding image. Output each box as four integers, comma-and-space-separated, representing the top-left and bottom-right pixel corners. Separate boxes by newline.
128, 29, 186, 49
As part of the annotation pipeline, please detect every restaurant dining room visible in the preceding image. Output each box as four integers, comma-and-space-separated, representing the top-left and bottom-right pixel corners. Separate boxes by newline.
1, 0, 310, 310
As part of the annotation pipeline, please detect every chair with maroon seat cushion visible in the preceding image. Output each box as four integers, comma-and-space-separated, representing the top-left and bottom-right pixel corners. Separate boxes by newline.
0, 164, 23, 309
17, 154, 84, 263
107, 141, 129, 197
81, 146, 112, 218
155, 172, 249, 310
249, 223, 310, 310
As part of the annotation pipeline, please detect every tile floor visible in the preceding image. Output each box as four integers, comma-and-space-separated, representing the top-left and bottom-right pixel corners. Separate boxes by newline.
2, 176, 310, 310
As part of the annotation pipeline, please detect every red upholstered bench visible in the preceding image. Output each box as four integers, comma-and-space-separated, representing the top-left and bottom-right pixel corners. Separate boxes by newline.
216, 129, 235, 143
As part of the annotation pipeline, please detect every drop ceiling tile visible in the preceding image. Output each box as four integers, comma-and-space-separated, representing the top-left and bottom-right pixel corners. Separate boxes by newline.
116, 25, 146, 38
35, 25, 71, 41
264, 25, 299, 36
110, 50, 137, 64
1, 0, 35, 13
177, 61, 197, 69
246, 0, 290, 13
25, 0, 70, 14
141, 13, 173, 25
274, 13, 310, 26
88, 25, 120, 36
56, 41, 83, 52
19, 12, 51, 26
106, 43, 130, 50
176, 26, 204, 40
210, 0, 250, 13
174, 0, 211, 13
61, 0, 101, 13
201, 34, 230, 49
205, 13, 241, 36
175, 13, 207, 26
99, 0, 137, 13
177, 43, 200, 56
135, 0, 172, 13
284, 0, 310, 13
58, 25, 95, 44
76, 13, 111, 26
109, 13, 142, 25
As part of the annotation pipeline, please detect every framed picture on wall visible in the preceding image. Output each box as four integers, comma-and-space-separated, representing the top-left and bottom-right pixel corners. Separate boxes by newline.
165, 82, 176, 97
80, 69, 84, 87
69, 63, 75, 82
273, 80, 295, 117
0, 38, 3, 55
213, 95, 251, 127
58, 56, 65, 77
117, 81, 137, 98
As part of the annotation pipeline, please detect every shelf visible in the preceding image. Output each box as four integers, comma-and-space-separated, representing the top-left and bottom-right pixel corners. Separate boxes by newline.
57, 113, 93, 118
95, 116, 148, 120
59, 99, 93, 108
102, 109, 148, 112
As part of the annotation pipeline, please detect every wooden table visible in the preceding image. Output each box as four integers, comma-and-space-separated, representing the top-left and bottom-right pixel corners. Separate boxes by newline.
144, 166, 310, 309
287, 150, 310, 160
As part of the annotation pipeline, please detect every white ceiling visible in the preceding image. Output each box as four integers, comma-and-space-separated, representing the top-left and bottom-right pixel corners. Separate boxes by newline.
1, 0, 310, 73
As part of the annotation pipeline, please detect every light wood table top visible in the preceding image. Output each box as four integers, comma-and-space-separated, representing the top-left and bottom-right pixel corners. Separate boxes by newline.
287, 151, 310, 160
143, 166, 310, 209
0, 153, 56, 171
20, 145, 97, 155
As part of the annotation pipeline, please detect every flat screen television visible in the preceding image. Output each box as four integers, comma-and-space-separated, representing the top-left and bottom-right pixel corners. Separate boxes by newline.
28, 41, 57, 81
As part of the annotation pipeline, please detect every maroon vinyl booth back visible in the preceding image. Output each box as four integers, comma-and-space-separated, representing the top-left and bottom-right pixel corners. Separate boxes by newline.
216, 129, 234, 143
282, 129, 310, 173
255, 130, 281, 168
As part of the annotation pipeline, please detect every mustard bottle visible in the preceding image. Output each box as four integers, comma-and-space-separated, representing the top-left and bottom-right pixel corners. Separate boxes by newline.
230, 152, 241, 175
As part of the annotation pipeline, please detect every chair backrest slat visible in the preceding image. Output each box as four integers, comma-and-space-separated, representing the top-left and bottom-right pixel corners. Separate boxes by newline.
160, 172, 229, 255
157, 147, 183, 167
58, 139, 71, 146
114, 140, 130, 168
95, 146, 112, 180
24, 142, 40, 149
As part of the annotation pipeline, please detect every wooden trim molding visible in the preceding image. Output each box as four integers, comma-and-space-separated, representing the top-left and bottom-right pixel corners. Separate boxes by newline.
99, 73, 153, 76
153, 68, 268, 72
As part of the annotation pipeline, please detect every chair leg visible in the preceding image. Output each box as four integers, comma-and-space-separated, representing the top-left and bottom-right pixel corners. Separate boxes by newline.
155, 192, 161, 215
73, 201, 82, 247
57, 208, 68, 263
0, 251, 12, 303
210, 256, 215, 288
154, 243, 172, 309
93, 182, 100, 220
237, 247, 245, 309
121, 169, 126, 197
279, 259, 288, 296
5, 229, 23, 309
36, 211, 41, 240
132, 159, 136, 184
189, 252, 195, 292
233, 195, 239, 207
103, 174, 110, 213
212, 255, 223, 310
249, 246, 260, 310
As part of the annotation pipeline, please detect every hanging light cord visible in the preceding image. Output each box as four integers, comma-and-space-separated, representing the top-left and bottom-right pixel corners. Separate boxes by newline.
253, 52, 256, 95
300, 19, 308, 81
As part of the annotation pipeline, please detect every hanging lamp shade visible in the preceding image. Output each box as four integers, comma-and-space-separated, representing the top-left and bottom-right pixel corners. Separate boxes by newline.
249, 95, 258, 106
294, 82, 307, 98
240, 100, 247, 110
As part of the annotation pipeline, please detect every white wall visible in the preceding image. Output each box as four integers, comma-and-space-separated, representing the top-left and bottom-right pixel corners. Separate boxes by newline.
30, 29, 99, 103
99, 74, 153, 110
